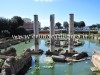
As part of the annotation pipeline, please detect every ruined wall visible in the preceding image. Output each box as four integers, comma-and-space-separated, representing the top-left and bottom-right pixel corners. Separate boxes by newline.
92, 50, 100, 70
0, 49, 32, 75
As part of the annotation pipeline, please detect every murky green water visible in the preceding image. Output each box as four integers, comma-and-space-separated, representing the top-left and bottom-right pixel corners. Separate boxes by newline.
9, 39, 100, 75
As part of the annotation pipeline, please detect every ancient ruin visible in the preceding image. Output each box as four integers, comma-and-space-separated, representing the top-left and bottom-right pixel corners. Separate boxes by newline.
34, 15, 39, 51
68, 14, 74, 52
50, 14, 55, 51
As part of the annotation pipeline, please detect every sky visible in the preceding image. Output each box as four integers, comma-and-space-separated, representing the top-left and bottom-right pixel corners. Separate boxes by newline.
0, 0, 100, 27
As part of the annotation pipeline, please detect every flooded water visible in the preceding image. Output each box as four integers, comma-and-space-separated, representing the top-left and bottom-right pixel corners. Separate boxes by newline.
9, 39, 100, 75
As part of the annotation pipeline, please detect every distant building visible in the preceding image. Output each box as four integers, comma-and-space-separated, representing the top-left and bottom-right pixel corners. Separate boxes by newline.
23, 18, 41, 31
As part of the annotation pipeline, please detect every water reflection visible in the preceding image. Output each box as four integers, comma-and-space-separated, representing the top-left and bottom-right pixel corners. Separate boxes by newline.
25, 39, 100, 75
31, 55, 55, 75
68, 64, 73, 75
50, 63, 55, 75
35, 55, 40, 75
65, 63, 73, 75
89, 40, 90, 48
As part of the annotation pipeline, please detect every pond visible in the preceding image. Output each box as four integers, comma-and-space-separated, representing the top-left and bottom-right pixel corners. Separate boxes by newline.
9, 39, 100, 75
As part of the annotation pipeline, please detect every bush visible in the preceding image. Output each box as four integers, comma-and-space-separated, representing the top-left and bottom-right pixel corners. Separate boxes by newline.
15, 26, 28, 35
1, 30, 10, 37
0, 59, 4, 68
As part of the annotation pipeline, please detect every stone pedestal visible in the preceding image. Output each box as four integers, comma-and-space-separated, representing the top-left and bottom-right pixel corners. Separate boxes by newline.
68, 14, 74, 52
50, 14, 55, 51
34, 15, 39, 51
56, 38, 60, 45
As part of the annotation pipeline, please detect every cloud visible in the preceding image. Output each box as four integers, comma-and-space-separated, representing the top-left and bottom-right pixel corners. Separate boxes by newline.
34, 0, 54, 2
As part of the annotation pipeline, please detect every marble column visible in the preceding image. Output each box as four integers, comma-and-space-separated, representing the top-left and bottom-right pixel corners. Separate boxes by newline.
34, 15, 39, 51
68, 14, 74, 52
50, 14, 55, 51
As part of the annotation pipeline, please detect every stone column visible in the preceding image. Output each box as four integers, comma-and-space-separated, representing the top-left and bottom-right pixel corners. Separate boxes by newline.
68, 14, 74, 52
34, 15, 39, 51
50, 14, 55, 51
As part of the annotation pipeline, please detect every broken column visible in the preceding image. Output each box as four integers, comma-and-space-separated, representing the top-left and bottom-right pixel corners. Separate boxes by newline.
34, 15, 39, 51
68, 14, 74, 52
50, 14, 55, 51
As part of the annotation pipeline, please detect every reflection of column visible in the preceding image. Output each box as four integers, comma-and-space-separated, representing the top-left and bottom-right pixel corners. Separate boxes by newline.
35, 55, 40, 75
50, 63, 55, 75
68, 14, 74, 52
34, 15, 39, 51
50, 14, 55, 51
67, 64, 73, 75
88, 40, 90, 48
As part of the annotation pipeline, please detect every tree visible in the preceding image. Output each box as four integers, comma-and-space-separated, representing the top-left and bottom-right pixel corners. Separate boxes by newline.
10, 19, 18, 35
1, 30, 10, 37
43, 26, 49, 30
10, 16, 24, 35
78, 21, 85, 30
16, 26, 28, 35
0, 16, 24, 36
74, 21, 78, 28
74, 21, 79, 31
11, 16, 24, 27
89, 24, 97, 30
96, 24, 100, 30
0, 17, 9, 33
55, 22, 61, 29
89, 26, 92, 30
92, 24, 97, 30
63, 21, 69, 30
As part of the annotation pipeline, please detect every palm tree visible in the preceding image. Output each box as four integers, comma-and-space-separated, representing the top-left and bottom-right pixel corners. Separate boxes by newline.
55, 22, 61, 29
63, 21, 69, 30
78, 21, 85, 30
